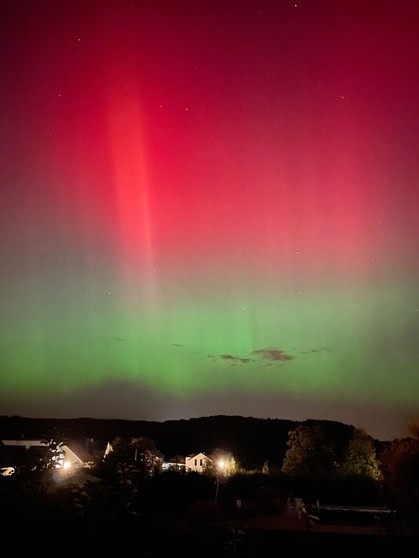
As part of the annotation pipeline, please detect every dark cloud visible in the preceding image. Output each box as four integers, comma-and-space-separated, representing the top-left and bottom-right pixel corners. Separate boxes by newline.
220, 354, 253, 364
252, 348, 294, 361
299, 347, 330, 354
208, 347, 294, 365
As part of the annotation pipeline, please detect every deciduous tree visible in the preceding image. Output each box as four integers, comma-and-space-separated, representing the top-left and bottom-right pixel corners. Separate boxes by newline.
281, 424, 336, 477
381, 422, 419, 533
338, 428, 382, 480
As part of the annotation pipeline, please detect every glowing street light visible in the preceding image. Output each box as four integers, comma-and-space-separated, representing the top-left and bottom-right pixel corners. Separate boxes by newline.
214, 460, 225, 505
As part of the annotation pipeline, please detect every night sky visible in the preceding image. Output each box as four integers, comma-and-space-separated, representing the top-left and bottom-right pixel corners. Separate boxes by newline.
1, 0, 418, 440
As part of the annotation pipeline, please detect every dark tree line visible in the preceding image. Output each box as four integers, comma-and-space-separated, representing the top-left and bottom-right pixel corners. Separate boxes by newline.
0, 414, 359, 469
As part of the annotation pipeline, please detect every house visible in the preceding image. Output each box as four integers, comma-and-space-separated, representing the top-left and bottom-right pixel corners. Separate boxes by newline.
0, 439, 49, 470
185, 452, 213, 473
60, 441, 94, 469
0, 439, 96, 471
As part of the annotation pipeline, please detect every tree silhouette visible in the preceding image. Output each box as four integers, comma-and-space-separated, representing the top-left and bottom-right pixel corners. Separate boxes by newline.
281, 424, 336, 477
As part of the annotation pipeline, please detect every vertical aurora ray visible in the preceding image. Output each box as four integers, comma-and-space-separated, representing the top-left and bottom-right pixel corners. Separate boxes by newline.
107, 89, 155, 284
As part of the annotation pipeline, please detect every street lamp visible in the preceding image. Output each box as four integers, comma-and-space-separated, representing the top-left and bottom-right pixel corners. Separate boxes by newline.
214, 460, 225, 505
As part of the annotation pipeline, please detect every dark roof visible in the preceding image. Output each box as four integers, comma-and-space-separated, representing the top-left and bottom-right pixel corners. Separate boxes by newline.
0, 440, 48, 468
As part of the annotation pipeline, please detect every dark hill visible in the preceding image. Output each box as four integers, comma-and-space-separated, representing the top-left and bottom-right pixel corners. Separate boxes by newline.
0, 414, 359, 469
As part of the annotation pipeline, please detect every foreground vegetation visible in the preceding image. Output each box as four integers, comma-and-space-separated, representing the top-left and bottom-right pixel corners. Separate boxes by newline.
1, 419, 418, 552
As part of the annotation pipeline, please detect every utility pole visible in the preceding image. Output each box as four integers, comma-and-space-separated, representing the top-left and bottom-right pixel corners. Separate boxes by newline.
214, 476, 220, 505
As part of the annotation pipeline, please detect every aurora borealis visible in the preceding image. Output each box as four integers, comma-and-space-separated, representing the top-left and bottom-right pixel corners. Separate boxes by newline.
1, 0, 418, 440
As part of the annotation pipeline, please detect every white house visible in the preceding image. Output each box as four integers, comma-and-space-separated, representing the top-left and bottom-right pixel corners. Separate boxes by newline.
185, 452, 212, 473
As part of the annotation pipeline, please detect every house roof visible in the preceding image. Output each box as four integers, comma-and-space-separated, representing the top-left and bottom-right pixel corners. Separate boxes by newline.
0, 439, 48, 468
62, 441, 93, 464
0, 439, 101, 468
186, 452, 212, 460
1, 439, 47, 448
